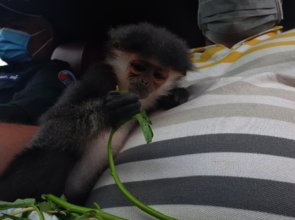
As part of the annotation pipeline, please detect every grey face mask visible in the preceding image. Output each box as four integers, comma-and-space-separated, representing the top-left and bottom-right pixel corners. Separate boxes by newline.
198, 0, 283, 47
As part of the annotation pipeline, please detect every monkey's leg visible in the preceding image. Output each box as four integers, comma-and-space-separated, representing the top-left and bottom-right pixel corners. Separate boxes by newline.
0, 147, 77, 202
63, 134, 111, 205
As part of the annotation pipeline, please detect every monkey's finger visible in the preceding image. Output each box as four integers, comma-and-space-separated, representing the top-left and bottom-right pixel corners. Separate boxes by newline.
108, 103, 141, 128
171, 88, 189, 104
109, 102, 141, 116
118, 102, 141, 115
105, 91, 121, 102
106, 92, 139, 103
108, 90, 121, 96
108, 102, 141, 119
106, 92, 139, 109
109, 110, 141, 123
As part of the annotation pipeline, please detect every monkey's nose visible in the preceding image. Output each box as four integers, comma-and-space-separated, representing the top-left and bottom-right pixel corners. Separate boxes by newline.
141, 78, 149, 86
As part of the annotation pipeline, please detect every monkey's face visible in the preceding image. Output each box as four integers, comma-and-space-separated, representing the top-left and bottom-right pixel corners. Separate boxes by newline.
127, 59, 170, 99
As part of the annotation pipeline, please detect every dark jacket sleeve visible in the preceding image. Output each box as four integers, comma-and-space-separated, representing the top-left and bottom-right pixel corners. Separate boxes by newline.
0, 60, 74, 125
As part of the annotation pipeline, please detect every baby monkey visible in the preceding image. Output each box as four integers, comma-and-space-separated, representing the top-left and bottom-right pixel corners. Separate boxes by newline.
0, 23, 192, 204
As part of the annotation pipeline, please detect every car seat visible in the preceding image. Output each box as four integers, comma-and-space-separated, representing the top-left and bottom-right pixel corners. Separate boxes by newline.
51, 40, 105, 79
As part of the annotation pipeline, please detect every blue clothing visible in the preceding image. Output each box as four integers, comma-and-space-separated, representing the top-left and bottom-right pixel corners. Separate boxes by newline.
0, 59, 72, 125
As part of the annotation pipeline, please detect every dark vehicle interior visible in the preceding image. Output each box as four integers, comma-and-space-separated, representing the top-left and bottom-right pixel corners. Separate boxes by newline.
58, 0, 295, 47
50, 0, 295, 78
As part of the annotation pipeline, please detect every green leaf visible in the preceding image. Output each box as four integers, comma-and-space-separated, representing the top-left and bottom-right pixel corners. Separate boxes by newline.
76, 211, 102, 220
37, 201, 58, 212
132, 112, 153, 144
115, 85, 126, 94
93, 203, 100, 210
21, 211, 32, 219
42, 194, 126, 220
0, 199, 35, 210
55, 212, 78, 220
56, 211, 103, 220
0, 214, 30, 220
140, 111, 152, 124
59, 195, 67, 202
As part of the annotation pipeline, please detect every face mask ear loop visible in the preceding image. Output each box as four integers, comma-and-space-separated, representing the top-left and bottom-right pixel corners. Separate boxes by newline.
32, 37, 53, 57
31, 29, 47, 37
277, 0, 284, 20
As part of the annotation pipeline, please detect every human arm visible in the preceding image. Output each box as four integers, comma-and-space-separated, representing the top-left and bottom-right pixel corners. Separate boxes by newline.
0, 123, 38, 174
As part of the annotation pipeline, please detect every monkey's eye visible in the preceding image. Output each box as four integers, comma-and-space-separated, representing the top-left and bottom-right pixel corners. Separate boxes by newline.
153, 72, 165, 80
132, 63, 146, 72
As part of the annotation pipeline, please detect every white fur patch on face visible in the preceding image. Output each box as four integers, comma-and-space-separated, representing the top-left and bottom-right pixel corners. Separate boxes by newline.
106, 50, 185, 111
106, 50, 137, 92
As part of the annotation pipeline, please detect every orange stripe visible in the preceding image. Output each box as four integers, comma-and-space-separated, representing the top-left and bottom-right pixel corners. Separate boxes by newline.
261, 31, 295, 43
192, 44, 226, 63
245, 39, 262, 46
191, 47, 206, 53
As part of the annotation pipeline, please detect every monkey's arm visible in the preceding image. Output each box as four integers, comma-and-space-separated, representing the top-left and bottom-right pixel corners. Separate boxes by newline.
62, 91, 141, 204
0, 63, 141, 204
0, 64, 116, 202
28, 63, 119, 153
32, 65, 141, 153
155, 87, 189, 110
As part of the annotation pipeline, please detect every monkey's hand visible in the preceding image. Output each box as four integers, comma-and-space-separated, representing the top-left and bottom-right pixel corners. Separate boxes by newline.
156, 87, 189, 110
105, 91, 141, 129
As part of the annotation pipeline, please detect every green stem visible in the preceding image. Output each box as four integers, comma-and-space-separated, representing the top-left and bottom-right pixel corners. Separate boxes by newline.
108, 123, 179, 220
41, 194, 127, 220
32, 205, 44, 220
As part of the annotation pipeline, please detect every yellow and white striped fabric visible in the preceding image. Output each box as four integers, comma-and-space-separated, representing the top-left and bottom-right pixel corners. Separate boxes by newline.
86, 26, 295, 220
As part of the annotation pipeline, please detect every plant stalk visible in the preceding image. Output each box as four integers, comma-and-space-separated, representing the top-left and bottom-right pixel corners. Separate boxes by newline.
8, 207, 35, 216
108, 120, 178, 220
42, 195, 127, 220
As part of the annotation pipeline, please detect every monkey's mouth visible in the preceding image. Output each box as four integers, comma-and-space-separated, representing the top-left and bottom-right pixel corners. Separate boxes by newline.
128, 87, 150, 99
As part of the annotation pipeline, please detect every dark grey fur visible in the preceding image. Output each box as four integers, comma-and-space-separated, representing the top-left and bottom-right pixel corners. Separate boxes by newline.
107, 22, 193, 72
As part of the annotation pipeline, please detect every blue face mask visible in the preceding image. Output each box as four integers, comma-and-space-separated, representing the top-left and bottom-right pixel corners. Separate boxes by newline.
0, 28, 51, 63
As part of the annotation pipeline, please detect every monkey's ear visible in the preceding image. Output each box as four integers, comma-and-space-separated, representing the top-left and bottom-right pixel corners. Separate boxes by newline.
113, 41, 120, 49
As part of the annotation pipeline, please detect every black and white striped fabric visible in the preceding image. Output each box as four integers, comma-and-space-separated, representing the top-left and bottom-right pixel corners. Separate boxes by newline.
85, 27, 295, 219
